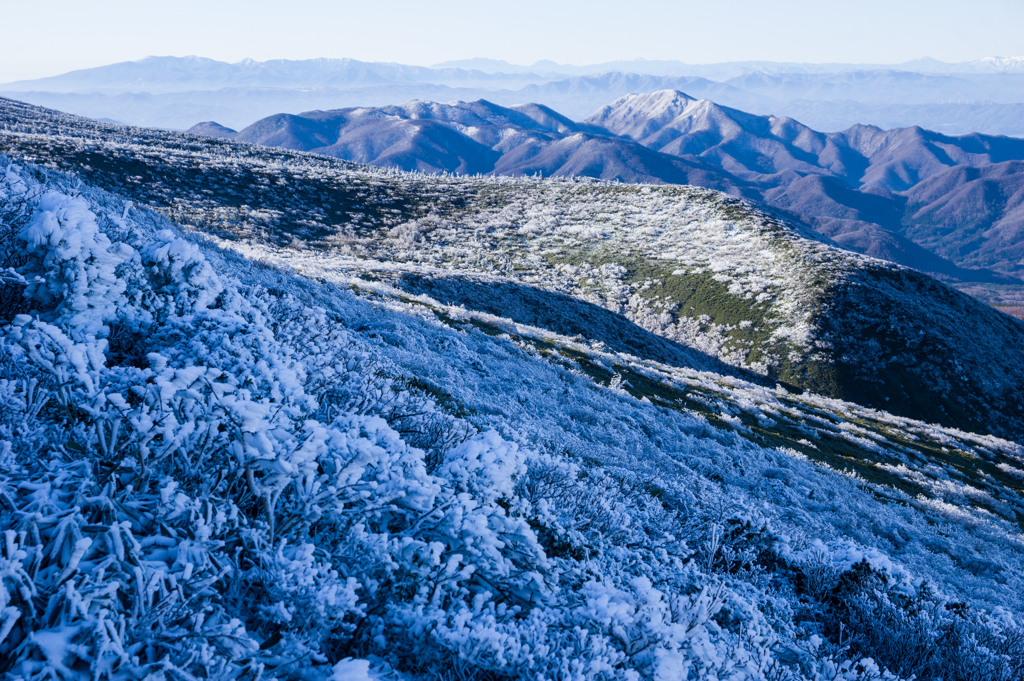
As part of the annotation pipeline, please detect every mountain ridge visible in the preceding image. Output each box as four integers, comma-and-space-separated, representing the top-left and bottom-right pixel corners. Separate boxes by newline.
186, 91, 1024, 284
8, 55, 1024, 136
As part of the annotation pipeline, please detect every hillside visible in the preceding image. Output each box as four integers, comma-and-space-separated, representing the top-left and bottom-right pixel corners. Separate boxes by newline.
186, 91, 1024, 288
2, 96, 1023, 443
3, 98, 1024, 681
589, 91, 1024, 280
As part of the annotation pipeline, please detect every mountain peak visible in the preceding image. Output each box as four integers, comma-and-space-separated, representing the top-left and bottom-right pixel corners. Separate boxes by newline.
186, 121, 238, 138
599, 89, 702, 113
585, 90, 715, 141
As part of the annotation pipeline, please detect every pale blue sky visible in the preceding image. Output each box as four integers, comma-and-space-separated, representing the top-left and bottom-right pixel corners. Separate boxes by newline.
3, 0, 1023, 81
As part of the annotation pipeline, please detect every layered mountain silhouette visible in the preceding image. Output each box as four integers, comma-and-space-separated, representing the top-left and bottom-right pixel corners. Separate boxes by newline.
14, 54, 1021, 94
189, 91, 1024, 282
0, 55, 555, 94
433, 55, 1024, 77
7, 55, 1024, 134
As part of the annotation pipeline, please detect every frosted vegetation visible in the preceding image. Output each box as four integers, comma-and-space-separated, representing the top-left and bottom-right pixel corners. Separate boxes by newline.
2, 100, 1024, 679
2, 158, 1024, 680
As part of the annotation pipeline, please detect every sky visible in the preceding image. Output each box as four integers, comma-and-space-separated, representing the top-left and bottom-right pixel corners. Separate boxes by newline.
2, 0, 1023, 81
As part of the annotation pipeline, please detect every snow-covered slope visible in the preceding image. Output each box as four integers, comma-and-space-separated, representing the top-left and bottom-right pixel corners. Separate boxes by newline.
2, 97, 1021, 441
2, 100, 1024, 679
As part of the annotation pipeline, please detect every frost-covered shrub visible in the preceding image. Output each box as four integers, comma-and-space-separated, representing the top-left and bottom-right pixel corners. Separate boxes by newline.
0, 164, 40, 322
19, 191, 132, 337
776, 546, 1024, 681
0, 165, 552, 680
679, 502, 783, 577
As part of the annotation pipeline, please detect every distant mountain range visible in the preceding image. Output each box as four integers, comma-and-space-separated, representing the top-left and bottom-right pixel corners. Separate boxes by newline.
4, 56, 1024, 135
434, 55, 1024, 78
0, 56, 558, 94
10, 55, 1024, 94
187, 91, 1024, 285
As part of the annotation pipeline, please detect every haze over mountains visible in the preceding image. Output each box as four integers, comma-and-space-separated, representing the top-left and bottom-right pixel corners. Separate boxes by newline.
187, 91, 1024, 289
5, 55, 1024, 135
435, 55, 1024, 78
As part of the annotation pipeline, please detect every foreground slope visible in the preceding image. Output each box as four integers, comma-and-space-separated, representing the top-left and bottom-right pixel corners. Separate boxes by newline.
2, 96, 1023, 443
4, 150, 1024, 681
